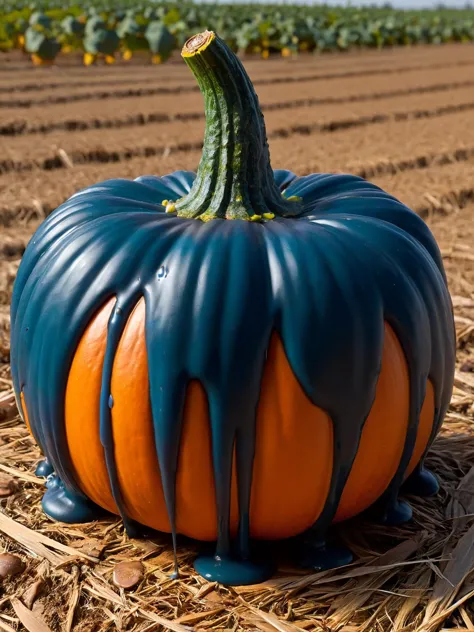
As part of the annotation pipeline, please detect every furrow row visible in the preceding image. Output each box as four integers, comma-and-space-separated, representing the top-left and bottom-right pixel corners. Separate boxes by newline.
3, 47, 473, 92
274, 100, 474, 136
2, 64, 472, 131
3, 59, 474, 110
273, 109, 474, 177
2, 77, 473, 137
356, 147, 474, 180
0, 51, 418, 92
2, 90, 474, 175
372, 167, 474, 217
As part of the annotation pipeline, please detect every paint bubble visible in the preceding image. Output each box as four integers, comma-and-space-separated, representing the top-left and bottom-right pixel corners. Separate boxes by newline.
157, 265, 169, 279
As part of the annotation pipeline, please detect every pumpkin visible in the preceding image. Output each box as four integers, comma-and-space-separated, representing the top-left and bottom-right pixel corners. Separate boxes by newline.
24, 26, 61, 66
83, 17, 120, 66
117, 16, 148, 62
11, 30, 455, 586
145, 21, 175, 64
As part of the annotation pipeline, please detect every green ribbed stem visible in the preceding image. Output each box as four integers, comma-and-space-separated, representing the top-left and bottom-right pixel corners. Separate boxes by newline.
173, 31, 302, 222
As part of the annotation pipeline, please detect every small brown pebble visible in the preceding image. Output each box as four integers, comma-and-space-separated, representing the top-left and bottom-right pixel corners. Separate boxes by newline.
22, 579, 45, 609
0, 476, 16, 498
0, 553, 25, 580
0, 393, 17, 422
112, 560, 144, 589
460, 360, 474, 373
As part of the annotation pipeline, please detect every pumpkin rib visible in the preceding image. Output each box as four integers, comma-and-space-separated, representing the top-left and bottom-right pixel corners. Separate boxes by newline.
20, 391, 33, 437
250, 332, 333, 539
176, 381, 240, 541
334, 323, 409, 522
405, 380, 435, 480
65, 297, 117, 515
334, 324, 435, 522
109, 297, 169, 532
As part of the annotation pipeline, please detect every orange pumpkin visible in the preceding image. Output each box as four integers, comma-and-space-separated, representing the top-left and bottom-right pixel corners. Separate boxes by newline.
12, 31, 455, 585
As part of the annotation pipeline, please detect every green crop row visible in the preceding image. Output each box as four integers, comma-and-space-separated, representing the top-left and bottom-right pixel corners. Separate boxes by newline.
1, 2, 473, 65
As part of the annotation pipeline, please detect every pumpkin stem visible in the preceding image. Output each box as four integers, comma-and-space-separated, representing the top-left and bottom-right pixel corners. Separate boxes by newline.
174, 31, 302, 221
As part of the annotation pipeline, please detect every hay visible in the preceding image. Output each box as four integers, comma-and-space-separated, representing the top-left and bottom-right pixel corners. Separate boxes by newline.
0, 208, 473, 631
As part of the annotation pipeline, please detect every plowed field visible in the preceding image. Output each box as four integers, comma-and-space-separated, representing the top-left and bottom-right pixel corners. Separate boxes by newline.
0, 43, 473, 632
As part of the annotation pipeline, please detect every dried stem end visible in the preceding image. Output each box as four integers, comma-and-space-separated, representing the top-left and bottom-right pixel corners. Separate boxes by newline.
182, 30, 215, 58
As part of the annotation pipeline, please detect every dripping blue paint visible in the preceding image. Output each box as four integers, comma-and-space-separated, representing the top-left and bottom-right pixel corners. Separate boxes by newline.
11, 169, 455, 584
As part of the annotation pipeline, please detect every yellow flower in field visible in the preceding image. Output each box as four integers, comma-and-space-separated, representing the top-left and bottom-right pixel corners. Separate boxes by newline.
281, 47, 292, 57
105, 55, 115, 65
152, 54, 162, 64
123, 49, 133, 61
18, 34, 25, 47
83, 52, 96, 66
261, 49, 270, 59
62, 45, 72, 54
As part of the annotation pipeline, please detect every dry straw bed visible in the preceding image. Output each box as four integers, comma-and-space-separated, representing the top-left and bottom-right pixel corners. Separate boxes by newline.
0, 205, 473, 632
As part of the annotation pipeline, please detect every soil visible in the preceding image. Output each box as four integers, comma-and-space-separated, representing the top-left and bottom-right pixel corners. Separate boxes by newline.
2, 81, 474, 171
0, 42, 473, 632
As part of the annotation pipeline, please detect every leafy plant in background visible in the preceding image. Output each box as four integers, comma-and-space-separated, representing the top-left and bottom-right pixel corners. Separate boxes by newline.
59, 14, 84, 52
0, 2, 473, 65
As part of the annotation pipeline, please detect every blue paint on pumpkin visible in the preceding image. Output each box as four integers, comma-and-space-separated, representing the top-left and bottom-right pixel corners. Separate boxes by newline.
10, 31, 455, 585
10, 168, 456, 581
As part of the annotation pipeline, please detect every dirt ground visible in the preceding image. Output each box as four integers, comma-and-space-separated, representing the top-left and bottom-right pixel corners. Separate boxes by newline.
0, 43, 474, 632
